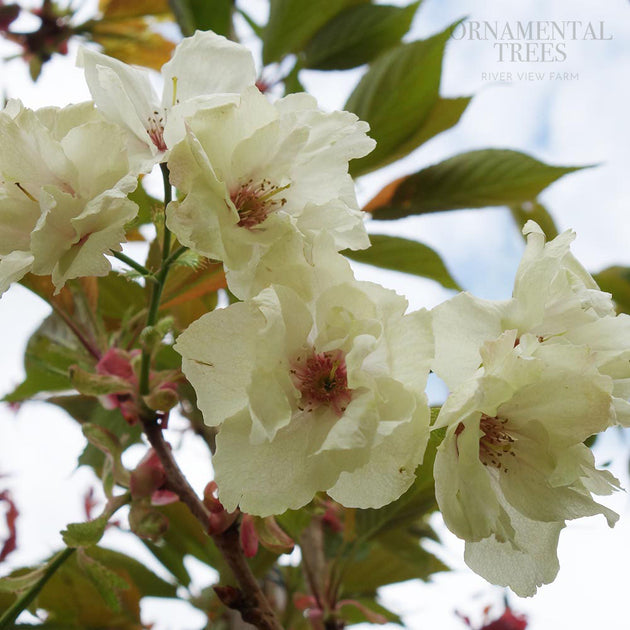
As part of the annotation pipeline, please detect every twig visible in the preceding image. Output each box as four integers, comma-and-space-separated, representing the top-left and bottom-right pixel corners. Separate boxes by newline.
50, 302, 101, 361
111, 250, 155, 280
141, 417, 283, 630
135, 164, 281, 629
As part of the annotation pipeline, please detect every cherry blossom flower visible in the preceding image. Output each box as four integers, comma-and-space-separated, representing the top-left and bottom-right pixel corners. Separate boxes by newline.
165, 87, 374, 298
432, 220, 630, 427
175, 276, 433, 516
0, 100, 138, 294
433, 330, 620, 596
78, 30, 256, 169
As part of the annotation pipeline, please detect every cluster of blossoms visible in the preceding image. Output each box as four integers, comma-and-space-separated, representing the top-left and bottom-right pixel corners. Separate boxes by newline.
0, 30, 627, 597
432, 222, 628, 595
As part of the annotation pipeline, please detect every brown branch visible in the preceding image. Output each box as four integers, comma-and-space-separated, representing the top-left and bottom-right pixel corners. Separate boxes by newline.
141, 416, 283, 630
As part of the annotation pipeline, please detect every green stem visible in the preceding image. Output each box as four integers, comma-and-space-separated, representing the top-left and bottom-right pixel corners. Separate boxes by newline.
0, 548, 75, 629
163, 245, 188, 268
160, 163, 172, 264
111, 250, 155, 280
138, 164, 175, 397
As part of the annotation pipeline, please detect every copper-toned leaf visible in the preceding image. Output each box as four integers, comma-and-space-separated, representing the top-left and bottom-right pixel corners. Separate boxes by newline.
90, 18, 175, 70
363, 176, 405, 213
99, 0, 171, 19
159, 264, 226, 329
19, 273, 75, 313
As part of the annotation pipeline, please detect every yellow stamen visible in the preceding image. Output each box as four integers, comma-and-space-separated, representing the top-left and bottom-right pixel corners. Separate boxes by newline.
259, 182, 290, 202
172, 76, 179, 106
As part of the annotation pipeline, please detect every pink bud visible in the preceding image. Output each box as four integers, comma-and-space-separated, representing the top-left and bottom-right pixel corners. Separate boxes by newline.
482, 608, 528, 630
130, 449, 168, 500
203, 482, 238, 534
322, 501, 344, 533
248, 514, 294, 555
151, 489, 179, 506
293, 594, 319, 612
239, 514, 259, 558
97, 348, 137, 382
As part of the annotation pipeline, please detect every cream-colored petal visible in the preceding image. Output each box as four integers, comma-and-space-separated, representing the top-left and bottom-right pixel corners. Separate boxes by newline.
432, 291, 507, 390
175, 302, 264, 426
161, 30, 256, 106
464, 516, 563, 597
0, 251, 34, 296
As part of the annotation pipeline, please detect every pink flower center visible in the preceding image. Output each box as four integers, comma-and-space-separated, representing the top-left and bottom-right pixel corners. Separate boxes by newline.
455, 414, 516, 472
290, 349, 352, 416
146, 110, 167, 152
230, 178, 289, 229
478, 414, 516, 471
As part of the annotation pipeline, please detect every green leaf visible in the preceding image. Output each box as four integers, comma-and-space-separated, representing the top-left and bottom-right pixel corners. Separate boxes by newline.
393, 95, 472, 159
344, 234, 461, 290
83, 423, 124, 458
69, 365, 132, 397
276, 507, 313, 540
154, 502, 225, 571
1, 547, 176, 628
77, 549, 130, 613
283, 61, 305, 95
88, 547, 177, 599
62, 516, 108, 548
510, 200, 559, 241
263, 0, 364, 64
368, 149, 586, 219
97, 273, 145, 323
593, 266, 630, 315
142, 539, 191, 587
346, 22, 460, 176
341, 537, 447, 592
302, 2, 420, 70
4, 313, 89, 402
0, 566, 47, 593
127, 179, 161, 228
81, 422, 131, 488
168, 0, 233, 37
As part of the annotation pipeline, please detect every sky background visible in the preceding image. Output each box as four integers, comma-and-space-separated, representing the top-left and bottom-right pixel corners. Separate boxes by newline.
1, 0, 630, 628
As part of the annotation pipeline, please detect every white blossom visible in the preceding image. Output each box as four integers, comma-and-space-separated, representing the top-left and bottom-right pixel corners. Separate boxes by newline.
433, 330, 620, 596
432, 221, 630, 427
78, 30, 256, 169
166, 87, 374, 298
0, 100, 138, 294
175, 275, 433, 516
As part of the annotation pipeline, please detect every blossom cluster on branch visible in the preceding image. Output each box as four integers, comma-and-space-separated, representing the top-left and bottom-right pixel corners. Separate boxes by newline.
0, 29, 626, 606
